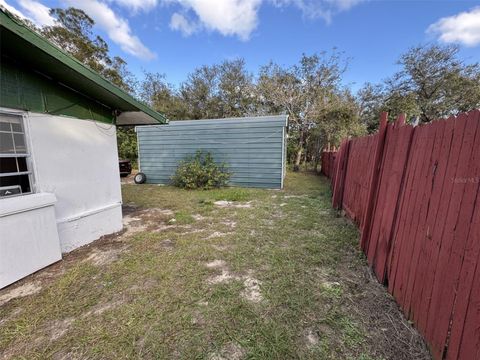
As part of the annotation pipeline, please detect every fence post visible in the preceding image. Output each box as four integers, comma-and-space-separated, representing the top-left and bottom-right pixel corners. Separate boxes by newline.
360, 112, 389, 251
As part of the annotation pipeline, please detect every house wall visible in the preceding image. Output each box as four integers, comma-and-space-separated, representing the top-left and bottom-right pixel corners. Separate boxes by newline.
1, 108, 123, 288
137, 115, 288, 189
26, 112, 123, 252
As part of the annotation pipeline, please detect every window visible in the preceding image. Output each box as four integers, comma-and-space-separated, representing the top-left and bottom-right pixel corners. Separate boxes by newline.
0, 113, 32, 197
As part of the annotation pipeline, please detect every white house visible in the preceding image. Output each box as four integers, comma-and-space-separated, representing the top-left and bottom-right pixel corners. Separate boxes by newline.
0, 10, 167, 289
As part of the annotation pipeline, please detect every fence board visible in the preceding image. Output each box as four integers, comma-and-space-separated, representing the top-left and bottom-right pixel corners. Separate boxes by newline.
424, 113, 470, 356
408, 120, 447, 327
368, 120, 414, 283
342, 135, 377, 227
446, 112, 480, 360
416, 117, 456, 335
320, 109, 480, 360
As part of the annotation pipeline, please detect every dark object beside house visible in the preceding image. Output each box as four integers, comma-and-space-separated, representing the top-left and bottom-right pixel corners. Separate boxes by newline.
119, 159, 132, 177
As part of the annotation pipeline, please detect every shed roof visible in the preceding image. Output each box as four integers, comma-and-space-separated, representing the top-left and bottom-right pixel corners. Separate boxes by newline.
0, 9, 167, 125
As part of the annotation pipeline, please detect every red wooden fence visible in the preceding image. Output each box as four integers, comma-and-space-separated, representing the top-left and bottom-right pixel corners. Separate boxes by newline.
321, 109, 480, 360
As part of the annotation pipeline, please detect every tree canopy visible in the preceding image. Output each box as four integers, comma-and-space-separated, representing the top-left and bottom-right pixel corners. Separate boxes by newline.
358, 44, 480, 131
11, 7, 479, 169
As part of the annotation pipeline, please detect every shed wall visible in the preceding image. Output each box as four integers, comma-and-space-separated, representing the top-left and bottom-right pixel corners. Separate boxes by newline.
137, 116, 287, 189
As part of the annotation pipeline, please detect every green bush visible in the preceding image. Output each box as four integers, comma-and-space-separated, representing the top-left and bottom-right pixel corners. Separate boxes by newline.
171, 150, 231, 190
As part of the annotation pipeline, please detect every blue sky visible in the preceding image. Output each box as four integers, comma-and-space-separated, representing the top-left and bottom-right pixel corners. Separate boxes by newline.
2, 0, 480, 92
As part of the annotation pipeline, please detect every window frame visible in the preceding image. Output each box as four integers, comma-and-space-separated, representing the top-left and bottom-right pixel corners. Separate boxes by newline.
0, 111, 34, 198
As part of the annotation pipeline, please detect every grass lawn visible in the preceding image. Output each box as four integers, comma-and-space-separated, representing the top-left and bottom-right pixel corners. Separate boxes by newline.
0, 172, 429, 359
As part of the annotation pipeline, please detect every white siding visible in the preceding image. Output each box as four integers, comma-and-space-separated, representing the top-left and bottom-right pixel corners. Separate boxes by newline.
27, 112, 123, 252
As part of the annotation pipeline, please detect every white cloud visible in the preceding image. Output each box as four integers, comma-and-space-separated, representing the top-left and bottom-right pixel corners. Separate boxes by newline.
428, 7, 480, 47
0, 0, 29, 19
170, 12, 198, 36
163, 0, 366, 40
108, 0, 158, 12
65, 0, 156, 59
327, 0, 366, 11
271, 0, 367, 23
167, 0, 262, 41
0, 0, 55, 26
17, 0, 55, 26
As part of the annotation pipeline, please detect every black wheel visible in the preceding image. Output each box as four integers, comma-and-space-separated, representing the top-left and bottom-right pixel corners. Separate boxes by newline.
134, 172, 147, 184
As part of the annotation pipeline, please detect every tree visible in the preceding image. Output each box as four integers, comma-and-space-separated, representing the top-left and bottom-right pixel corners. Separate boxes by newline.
42, 7, 135, 92
218, 59, 256, 117
116, 127, 138, 165
179, 59, 255, 119
180, 64, 222, 119
140, 72, 187, 120
357, 83, 419, 133
41, 7, 142, 163
392, 44, 480, 122
257, 52, 349, 171
359, 44, 480, 130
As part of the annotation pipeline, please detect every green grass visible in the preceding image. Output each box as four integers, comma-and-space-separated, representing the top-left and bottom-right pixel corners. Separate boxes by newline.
0, 171, 382, 359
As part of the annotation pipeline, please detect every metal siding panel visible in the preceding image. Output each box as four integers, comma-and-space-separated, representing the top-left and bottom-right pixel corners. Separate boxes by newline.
137, 116, 287, 189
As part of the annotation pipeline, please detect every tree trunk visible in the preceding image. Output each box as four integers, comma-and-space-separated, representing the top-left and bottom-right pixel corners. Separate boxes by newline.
293, 130, 304, 172
293, 148, 302, 172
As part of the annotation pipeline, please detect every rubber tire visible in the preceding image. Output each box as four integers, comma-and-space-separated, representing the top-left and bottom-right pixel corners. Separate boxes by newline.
134, 172, 147, 184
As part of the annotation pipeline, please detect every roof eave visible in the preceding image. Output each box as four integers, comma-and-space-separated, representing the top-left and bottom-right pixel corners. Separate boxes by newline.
0, 9, 167, 124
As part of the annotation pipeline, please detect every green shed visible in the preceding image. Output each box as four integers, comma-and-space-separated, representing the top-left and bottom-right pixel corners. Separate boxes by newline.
136, 115, 288, 189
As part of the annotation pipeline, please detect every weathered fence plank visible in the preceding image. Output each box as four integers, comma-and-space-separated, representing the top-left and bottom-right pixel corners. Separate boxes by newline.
320, 109, 480, 360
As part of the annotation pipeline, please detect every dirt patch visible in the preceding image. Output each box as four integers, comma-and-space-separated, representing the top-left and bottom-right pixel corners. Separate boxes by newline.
0, 282, 42, 306
46, 318, 75, 341
157, 239, 175, 250
190, 309, 206, 326
205, 260, 241, 285
122, 207, 176, 235
192, 214, 208, 221
205, 263, 264, 303
220, 220, 237, 228
304, 328, 320, 348
336, 250, 430, 360
283, 195, 307, 199
122, 203, 139, 216
207, 231, 231, 239
85, 247, 125, 267
214, 201, 252, 208
121, 214, 148, 235
153, 224, 177, 233
207, 270, 241, 285
0, 307, 23, 326
83, 299, 124, 317
209, 342, 246, 360
241, 276, 263, 303
206, 260, 228, 269
211, 244, 233, 252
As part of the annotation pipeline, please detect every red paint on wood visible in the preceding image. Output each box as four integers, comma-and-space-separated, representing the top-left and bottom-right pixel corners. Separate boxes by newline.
361, 112, 389, 252
323, 109, 480, 360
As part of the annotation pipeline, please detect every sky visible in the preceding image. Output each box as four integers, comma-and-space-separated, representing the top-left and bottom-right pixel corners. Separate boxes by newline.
1, 0, 480, 92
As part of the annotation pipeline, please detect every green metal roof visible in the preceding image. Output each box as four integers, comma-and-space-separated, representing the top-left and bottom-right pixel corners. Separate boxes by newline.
0, 9, 167, 124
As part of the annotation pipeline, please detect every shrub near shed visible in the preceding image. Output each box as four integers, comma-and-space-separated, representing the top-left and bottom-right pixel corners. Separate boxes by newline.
172, 150, 231, 190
